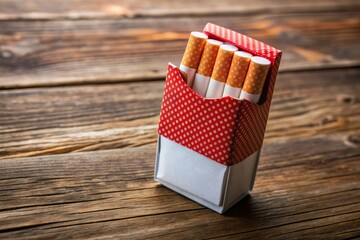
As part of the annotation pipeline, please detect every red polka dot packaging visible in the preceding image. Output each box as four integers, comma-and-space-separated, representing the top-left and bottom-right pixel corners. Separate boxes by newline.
154, 23, 282, 214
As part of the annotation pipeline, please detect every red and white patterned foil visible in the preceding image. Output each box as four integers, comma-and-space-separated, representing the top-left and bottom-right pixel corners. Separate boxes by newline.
158, 23, 282, 166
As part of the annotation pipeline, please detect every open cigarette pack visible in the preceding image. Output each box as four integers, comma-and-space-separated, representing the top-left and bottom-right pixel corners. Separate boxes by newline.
154, 23, 282, 213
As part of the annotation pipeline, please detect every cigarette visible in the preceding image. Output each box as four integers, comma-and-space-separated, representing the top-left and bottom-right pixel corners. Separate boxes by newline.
222, 51, 252, 98
239, 56, 271, 103
205, 44, 238, 98
179, 31, 208, 87
192, 39, 223, 96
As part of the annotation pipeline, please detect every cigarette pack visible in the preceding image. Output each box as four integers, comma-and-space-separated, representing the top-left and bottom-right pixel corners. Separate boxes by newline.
154, 23, 282, 213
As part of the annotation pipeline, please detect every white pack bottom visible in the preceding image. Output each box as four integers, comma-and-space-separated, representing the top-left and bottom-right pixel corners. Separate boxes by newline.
154, 135, 260, 213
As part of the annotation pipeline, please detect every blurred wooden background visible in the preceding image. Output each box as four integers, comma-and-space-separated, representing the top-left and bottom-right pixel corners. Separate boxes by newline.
0, 0, 359, 239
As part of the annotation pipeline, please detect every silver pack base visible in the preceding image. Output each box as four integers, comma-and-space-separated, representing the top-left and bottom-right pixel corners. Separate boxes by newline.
154, 135, 260, 214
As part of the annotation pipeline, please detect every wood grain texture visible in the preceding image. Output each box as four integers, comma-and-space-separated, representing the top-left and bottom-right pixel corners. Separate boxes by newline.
1, 12, 359, 88
0, 0, 359, 20
1, 68, 359, 160
0, 133, 359, 239
1, 1, 360, 238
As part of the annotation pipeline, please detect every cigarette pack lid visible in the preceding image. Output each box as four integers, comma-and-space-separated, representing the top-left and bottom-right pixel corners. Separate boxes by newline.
203, 23, 281, 64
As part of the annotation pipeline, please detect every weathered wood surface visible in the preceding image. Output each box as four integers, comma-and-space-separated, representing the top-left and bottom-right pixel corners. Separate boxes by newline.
1, 0, 360, 238
1, 12, 359, 88
0, 134, 359, 239
1, 68, 359, 160
1, 0, 359, 20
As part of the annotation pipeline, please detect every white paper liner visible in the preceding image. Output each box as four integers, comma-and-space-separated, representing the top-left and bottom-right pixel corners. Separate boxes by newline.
155, 135, 260, 213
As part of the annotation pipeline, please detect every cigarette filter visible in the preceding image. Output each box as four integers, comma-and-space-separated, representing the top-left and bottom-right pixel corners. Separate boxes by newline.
205, 44, 238, 98
223, 51, 252, 98
239, 56, 271, 103
192, 39, 223, 96
179, 31, 208, 87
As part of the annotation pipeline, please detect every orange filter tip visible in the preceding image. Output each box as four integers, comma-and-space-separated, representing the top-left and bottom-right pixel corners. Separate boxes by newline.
242, 56, 271, 95
211, 44, 238, 83
225, 51, 252, 88
180, 31, 208, 69
196, 39, 223, 77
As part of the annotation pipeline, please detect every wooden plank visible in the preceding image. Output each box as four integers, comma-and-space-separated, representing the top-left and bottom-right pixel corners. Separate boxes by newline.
0, 0, 359, 20
1, 12, 359, 88
1, 68, 359, 160
0, 132, 359, 239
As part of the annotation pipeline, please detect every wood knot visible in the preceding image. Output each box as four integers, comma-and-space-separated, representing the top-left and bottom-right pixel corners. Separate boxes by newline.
319, 115, 336, 125
336, 94, 355, 104
344, 135, 360, 148
0, 49, 14, 60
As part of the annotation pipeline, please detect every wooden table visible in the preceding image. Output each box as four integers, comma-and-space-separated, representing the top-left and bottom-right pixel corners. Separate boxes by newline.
1, 1, 359, 239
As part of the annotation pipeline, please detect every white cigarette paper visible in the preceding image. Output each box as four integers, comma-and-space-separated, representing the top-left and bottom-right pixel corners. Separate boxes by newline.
179, 31, 208, 87
205, 44, 238, 98
192, 39, 223, 96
